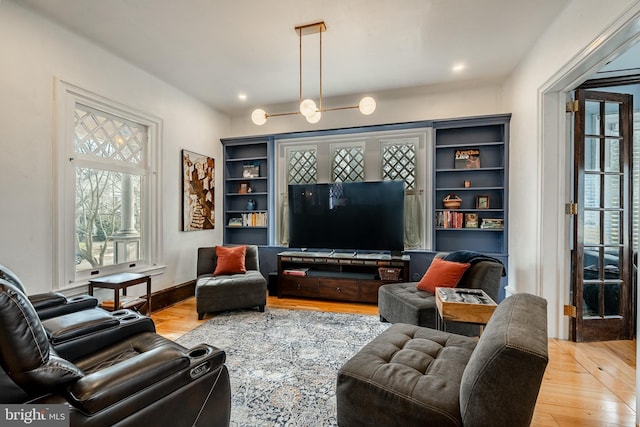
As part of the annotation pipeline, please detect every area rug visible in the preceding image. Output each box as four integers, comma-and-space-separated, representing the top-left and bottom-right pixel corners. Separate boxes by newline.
176, 308, 389, 427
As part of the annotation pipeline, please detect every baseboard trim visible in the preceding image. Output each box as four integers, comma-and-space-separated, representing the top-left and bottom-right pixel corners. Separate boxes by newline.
150, 280, 195, 312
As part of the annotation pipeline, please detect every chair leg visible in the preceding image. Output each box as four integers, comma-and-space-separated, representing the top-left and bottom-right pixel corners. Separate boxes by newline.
198, 313, 204, 320
258, 305, 265, 312
380, 315, 388, 323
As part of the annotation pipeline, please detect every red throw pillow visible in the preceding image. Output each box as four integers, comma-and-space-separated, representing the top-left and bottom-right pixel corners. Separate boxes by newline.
213, 245, 247, 276
416, 257, 471, 293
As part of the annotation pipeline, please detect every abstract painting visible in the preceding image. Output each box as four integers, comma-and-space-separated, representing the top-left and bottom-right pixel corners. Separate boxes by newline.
182, 149, 215, 231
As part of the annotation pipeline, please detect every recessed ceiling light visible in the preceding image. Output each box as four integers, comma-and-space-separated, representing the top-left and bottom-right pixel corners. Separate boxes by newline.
452, 64, 465, 72
238, 93, 247, 101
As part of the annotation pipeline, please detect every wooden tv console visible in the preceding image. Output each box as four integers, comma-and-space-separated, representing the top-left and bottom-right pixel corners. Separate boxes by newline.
277, 251, 410, 303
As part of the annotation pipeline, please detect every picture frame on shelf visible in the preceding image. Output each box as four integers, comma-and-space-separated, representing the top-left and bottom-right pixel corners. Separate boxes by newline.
238, 182, 250, 194
242, 162, 260, 178
476, 195, 490, 209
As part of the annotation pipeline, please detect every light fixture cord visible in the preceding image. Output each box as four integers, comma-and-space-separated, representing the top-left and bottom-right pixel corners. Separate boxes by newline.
319, 26, 323, 112
299, 27, 303, 105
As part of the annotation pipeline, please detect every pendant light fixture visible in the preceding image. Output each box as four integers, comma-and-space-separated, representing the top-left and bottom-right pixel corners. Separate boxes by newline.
251, 21, 376, 126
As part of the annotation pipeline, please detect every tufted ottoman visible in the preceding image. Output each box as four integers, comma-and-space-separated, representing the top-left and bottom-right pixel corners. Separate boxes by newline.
337, 323, 476, 426
337, 293, 549, 427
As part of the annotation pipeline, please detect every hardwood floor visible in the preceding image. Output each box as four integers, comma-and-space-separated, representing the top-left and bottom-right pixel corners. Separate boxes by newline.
151, 296, 637, 427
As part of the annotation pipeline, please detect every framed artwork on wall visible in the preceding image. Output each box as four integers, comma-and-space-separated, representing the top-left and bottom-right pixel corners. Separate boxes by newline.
182, 149, 215, 231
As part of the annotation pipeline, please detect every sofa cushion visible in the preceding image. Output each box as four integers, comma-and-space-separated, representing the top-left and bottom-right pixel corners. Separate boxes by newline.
337, 323, 477, 427
213, 245, 247, 276
417, 257, 470, 293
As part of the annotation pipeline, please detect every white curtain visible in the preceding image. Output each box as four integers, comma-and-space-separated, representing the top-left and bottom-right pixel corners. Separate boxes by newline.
280, 193, 289, 245
404, 190, 422, 249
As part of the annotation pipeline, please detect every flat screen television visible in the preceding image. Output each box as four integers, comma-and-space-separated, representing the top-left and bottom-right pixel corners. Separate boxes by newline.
288, 180, 405, 253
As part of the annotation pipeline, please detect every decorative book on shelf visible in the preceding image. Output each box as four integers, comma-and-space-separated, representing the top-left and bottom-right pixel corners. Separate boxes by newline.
454, 149, 480, 169
464, 213, 478, 228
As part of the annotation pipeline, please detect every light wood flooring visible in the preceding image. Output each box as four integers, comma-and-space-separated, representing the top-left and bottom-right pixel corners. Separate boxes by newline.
151, 296, 637, 427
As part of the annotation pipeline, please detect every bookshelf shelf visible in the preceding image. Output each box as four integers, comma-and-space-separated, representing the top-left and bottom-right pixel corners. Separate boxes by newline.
433, 116, 509, 256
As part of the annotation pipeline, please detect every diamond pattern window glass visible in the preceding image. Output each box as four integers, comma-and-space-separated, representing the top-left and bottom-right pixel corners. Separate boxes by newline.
381, 140, 417, 189
332, 145, 364, 182
287, 147, 317, 184
75, 104, 145, 165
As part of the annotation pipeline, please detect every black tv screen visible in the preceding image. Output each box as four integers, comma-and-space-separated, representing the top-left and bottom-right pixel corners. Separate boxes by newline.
288, 180, 405, 252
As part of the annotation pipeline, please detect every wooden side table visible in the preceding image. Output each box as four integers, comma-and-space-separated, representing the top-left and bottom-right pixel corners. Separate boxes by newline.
435, 287, 497, 333
88, 272, 151, 315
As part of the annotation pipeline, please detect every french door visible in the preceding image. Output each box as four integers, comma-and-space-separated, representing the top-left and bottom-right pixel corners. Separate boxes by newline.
571, 89, 634, 342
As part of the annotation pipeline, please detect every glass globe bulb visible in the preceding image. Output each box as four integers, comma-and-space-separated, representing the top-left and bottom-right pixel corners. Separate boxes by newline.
299, 99, 317, 117
251, 108, 267, 126
358, 97, 376, 115
305, 110, 321, 124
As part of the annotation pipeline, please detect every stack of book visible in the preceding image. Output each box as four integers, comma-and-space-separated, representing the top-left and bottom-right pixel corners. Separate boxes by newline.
437, 210, 464, 228
480, 218, 504, 229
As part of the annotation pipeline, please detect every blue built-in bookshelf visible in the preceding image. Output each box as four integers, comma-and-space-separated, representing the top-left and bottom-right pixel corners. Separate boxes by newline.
433, 115, 510, 257
222, 137, 272, 246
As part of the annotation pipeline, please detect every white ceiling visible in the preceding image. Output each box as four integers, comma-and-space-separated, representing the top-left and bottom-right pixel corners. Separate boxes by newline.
13, 0, 577, 115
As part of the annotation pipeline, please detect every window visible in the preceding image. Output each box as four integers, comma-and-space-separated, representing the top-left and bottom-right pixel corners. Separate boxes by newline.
275, 129, 429, 249
55, 81, 163, 288
331, 143, 365, 182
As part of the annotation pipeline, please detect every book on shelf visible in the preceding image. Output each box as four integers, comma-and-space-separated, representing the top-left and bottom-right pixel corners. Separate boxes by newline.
454, 149, 481, 169
480, 218, 504, 229
228, 217, 243, 227
241, 211, 267, 227
464, 213, 478, 228
437, 210, 464, 229
101, 296, 145, 310
283, 268, 309, 276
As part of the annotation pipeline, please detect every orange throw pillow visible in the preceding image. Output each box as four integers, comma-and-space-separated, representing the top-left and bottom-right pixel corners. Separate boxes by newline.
416, 257, 471, 293
213, 245, 247, 276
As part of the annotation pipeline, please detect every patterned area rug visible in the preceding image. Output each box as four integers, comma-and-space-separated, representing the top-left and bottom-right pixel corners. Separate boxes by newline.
176, 308, 389, 427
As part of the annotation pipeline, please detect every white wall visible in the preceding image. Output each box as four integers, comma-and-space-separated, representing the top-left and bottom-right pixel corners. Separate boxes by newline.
228, 79, 505, 137
0, 2, 230, 294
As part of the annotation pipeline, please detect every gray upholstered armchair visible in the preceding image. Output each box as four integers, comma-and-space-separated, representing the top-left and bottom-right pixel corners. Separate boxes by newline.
378, 251, 504, 336
195, 245, 267, 320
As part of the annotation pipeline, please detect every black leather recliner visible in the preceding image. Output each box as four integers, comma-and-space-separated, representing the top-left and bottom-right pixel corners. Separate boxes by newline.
0, 279, 231, 427
0, 263, 98, 319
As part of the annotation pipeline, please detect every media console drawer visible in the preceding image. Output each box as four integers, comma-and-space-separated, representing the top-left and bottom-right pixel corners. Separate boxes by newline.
318, 279, 359, 301
359, 281, 386, 303
279, 276, 319, 298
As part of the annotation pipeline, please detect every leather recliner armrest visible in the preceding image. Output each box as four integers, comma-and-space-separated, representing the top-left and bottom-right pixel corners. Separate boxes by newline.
28, 292, 68, 309
67, 346, 190, 414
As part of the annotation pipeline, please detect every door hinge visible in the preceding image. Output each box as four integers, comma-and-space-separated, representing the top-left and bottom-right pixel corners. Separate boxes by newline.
565, 202, 578, 215
564, 305, 577, 318
566, 100, 579, 113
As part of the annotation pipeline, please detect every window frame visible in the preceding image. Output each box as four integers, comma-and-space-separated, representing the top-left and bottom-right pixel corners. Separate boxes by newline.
274, 128, 431, 249
54, 80, 164, 290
